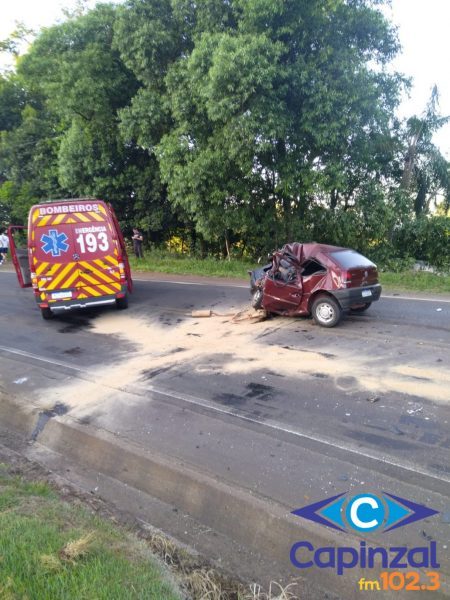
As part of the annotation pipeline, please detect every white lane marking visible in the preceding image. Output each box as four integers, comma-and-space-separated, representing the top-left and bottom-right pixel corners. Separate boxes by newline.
1, 270, 449, 301
0, 346, 85, 373
133, 278, 450, 302
381, 295, 450, 303
1, 344, 449, 485
133, 277, 247, 288
145, 384, 450, 485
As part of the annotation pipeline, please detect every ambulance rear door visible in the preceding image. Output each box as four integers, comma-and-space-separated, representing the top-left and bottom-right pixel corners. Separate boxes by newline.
8, 225, 32, 288
30, 203, 122, 303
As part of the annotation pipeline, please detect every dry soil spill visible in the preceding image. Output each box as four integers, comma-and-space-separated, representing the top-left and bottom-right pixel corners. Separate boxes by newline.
34, 302, 450, 416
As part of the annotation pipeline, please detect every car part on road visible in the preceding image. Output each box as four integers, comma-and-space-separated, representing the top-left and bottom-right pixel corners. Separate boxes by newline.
251, 288, 264, 310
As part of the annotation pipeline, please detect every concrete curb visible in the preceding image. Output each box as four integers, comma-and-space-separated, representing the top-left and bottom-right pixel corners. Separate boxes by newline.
5, 395, 446, 599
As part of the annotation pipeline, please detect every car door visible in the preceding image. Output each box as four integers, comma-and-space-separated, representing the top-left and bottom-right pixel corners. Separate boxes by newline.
262, 267, 303, 314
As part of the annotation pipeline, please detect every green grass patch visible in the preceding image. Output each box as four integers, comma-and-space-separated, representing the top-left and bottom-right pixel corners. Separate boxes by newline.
380, 270, 450, 294
129, 251, 252, 278
130, 251, 450, 294
0, 471, 180, 600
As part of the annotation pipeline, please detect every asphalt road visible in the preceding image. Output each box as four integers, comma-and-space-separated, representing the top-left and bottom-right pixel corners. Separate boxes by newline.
1, 270, 449, 595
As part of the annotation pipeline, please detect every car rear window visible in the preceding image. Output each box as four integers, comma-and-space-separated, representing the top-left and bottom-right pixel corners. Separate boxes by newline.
329, 250, 375, 269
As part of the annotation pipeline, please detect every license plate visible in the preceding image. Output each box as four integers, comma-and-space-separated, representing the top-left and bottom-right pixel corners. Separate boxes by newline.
52, 291, 72, 300
362, 289, 372, 298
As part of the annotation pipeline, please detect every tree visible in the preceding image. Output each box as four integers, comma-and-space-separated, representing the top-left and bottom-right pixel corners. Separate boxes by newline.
115, 0, 403, 254
401, 86, 449, 216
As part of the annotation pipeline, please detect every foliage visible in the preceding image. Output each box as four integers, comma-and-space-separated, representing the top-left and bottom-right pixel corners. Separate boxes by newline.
0, 0, 449, 267
0, 470, 181, 599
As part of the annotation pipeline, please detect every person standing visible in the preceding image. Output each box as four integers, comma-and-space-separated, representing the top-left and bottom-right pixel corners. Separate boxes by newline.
132, 228, 144, 259
0, 230, 9, 265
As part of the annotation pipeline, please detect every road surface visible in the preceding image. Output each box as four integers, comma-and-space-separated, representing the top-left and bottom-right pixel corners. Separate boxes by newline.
0, 270, 449, 598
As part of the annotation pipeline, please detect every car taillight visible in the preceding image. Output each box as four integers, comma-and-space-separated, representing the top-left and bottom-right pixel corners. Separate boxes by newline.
341, 270, 352, 287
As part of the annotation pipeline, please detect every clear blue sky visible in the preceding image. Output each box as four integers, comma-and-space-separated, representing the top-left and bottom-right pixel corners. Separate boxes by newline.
1, 0, 449, 156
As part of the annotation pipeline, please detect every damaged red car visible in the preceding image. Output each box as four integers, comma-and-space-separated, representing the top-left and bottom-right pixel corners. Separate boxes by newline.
249, 242, 381, 327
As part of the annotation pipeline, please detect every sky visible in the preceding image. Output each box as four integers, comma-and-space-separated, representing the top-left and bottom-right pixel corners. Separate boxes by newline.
1, 0, 450, 157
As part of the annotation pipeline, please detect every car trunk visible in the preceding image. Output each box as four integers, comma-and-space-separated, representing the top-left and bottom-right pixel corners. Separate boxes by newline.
343, 266, 378, 288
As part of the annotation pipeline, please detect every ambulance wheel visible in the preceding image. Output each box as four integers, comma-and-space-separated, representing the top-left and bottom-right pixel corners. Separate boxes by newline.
41, 307, 52, 320
116, 294, 128, 310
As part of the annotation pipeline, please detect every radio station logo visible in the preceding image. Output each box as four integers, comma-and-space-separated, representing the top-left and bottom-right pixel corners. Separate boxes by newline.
290, 490, 441, 589
292, 491, 438, 533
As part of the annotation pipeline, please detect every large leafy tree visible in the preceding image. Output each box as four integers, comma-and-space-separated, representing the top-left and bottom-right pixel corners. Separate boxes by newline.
2, 4, 174, 238
115, 0, 403, 254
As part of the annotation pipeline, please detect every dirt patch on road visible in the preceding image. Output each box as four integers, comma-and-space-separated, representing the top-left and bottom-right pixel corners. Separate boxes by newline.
35, 305, 449, 415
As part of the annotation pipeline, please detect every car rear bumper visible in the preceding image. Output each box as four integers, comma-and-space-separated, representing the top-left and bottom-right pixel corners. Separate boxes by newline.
332, 284, 382, 309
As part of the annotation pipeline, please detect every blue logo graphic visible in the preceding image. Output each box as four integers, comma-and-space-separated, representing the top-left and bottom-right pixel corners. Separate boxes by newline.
292, 491, 438, 533
41, 229, 69, 257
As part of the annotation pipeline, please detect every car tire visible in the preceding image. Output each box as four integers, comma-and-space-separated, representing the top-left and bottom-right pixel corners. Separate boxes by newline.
116, 294, 128, 310
251, 288, 263, 310
41, 307, 52, 320
311, 295, 342, 327
350, 302, 372, 313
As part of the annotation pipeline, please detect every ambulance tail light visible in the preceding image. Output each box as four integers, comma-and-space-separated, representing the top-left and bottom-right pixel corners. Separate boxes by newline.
118, 260, 126, 283
31, 272, 38, 289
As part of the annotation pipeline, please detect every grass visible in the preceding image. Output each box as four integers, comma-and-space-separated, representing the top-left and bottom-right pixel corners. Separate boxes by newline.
129, 251, 450, 293
379, 270, 450, 294
129, 252, 253, 279
0, 471, 181, 600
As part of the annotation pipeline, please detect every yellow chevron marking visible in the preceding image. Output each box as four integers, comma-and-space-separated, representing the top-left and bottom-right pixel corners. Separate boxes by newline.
36, 262, 50, 275
82, 286, 102, 297
78, 293, 88, 299
51, 214, 66, 225
32, 210, 40, 223
63, 269, 80, 289
104, 255, 118, 266
38, 216, 51, 227
89, 211, 105, 222
76, 213, 91, 223
98, 204, 107, 215
66, 218, 76, 224
46, 263, 77, 290
40, 293, 46, 301
79, 261, 116, 285
79, 272, 102, 286
98, 284, 116, 295
93, 258, 110, 269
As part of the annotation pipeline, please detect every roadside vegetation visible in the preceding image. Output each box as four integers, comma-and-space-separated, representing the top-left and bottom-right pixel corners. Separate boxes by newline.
0, 466, 181, 600
1, 1, 449, 274
0, 462, 299, 600
129, 253, 450, 294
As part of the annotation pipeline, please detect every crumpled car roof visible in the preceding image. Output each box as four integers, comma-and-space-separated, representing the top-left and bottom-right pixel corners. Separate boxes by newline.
278, 242, 347, 264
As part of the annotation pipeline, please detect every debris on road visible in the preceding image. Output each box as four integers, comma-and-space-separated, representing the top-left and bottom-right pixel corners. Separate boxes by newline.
190, 308, 268, 323
366, 395, 380, 403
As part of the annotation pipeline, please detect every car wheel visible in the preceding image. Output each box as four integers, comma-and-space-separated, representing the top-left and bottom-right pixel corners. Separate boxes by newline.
311, 296, 342, 327
350, 302, 372, 313
41, 307, 52, 320
251, 288, 263, 309
116, 294, 128, 310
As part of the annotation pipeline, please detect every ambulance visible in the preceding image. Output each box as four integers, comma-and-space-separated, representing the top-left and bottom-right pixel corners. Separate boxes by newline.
9, 198, 133, 319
